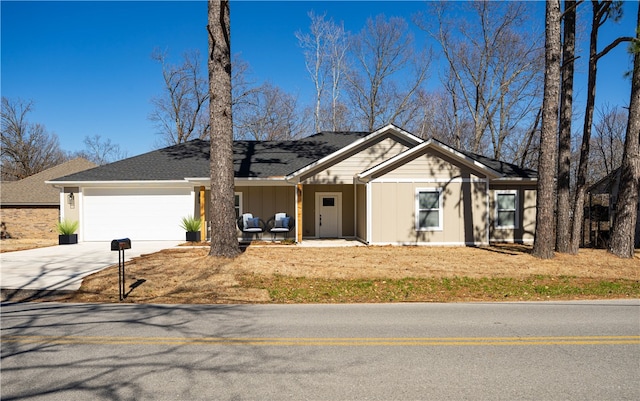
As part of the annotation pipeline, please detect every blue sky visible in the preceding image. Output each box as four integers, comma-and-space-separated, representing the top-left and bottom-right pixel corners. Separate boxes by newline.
1, 0, 637, 157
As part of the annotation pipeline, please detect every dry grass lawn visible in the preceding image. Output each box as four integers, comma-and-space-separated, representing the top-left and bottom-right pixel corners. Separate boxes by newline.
56, 244, 640, 304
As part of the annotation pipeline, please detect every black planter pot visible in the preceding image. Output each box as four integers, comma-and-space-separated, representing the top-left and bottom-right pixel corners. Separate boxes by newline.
186, 231, 201, 242
59, 234, 78, 245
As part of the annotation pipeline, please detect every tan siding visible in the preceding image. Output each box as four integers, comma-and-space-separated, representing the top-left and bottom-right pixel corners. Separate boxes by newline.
382, 151, 460, 179
374, 148, 487, 181
234, 186, 295, 228
489, 185, 537, 243
303, 137, 410, 184
64, 187, 80, 223
370, 181, 488, 245
522, 189, 537, 242
356, 184, 367, 241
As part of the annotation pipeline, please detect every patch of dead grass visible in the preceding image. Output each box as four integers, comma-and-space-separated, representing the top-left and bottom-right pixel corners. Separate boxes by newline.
55, 244, 640, 304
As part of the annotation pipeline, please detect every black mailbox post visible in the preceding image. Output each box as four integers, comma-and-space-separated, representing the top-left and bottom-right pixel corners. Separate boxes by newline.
111, 238, 131, 301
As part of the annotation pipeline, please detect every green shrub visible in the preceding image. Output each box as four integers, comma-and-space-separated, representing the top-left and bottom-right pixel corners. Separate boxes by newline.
56, 219, 79, 235
180, 215, 202, 232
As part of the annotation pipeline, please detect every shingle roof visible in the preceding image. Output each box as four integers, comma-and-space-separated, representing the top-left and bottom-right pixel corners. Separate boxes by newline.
1, 158, 97, 205
49, 131, 536, 183
430, 139, 537, 179
458, 150, 538, 179
51, 131, 370, 182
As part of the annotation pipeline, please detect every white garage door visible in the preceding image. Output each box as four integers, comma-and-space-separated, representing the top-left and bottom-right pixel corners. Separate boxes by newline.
82, 187, 193, 241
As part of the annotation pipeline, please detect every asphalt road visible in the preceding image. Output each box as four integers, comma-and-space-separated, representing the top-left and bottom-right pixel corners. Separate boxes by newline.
1, 300, 639, 401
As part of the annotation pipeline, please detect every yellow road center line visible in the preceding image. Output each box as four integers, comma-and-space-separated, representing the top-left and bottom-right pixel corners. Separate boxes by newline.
2, 335, 639, 347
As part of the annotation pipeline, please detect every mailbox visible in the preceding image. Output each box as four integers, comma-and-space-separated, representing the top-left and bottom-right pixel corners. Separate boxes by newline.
111, 238, 131, 251
111, 238, 131, 301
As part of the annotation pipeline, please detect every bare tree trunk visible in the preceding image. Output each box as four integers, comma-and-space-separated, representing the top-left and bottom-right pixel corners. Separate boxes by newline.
569, 1, 634, 254
610, 3, 640, 258
208, 0, 240, 258
533, 0, 561, 260
556, 0, 577, 253
569, 3, 601, 254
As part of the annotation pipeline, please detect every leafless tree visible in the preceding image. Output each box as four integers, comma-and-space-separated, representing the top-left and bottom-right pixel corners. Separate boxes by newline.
569, 0, 635, 254
533, 0, 562, 260
231, 54, 257, 113
420, 1, 544, 161
556, 0, 579, 253
72, 134, 128, 165
234, 82, 310, 141
590, 104, 627, 178
1, 97, 66, 180
149, 49, 210, 146
345, 14, 431, 132
296, 12, 350, 132
207, 0, 240, 258
610, 2, 640, 258
297, 11, 330, 133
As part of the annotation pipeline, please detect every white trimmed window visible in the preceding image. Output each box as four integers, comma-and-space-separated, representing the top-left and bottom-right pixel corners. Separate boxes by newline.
416, 188, 443, 231
495, 190, 518, 229
234, 192, 243, 219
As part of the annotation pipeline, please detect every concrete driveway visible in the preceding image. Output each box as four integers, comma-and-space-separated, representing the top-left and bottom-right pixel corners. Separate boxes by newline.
0, 241, 180, 298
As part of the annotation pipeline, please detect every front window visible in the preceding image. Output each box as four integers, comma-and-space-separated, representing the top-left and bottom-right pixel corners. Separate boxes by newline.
416, 188, 442, 231
234, 192, 242, 219
496, 191, 518, 229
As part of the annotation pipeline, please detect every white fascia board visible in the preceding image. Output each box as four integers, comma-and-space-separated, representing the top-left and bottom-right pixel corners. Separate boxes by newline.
357, 140, 433, 182
491, 177, 538, 184
45, 180, 192, 188
358, 140, 503, 182
285, 123, 424, 182
427, 140, 504, 178
234, 177, 292, 186
185, 177, 293, 187
374, 123, 424, 144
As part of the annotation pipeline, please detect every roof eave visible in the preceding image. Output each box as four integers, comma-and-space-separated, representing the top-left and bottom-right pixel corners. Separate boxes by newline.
285, 123, 424, 182
46, 179, 193, 187
357, 140, 503, 181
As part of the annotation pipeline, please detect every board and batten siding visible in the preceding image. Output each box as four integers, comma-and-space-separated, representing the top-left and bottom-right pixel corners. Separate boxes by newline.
368, 181, 488, 245
234, 186, 296, 225
373, 148, 482, 181
356, 184, 367, 242
302, 136, 411, 184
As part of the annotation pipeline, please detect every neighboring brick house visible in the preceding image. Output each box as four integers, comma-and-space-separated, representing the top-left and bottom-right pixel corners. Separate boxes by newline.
0, 158, 97, 240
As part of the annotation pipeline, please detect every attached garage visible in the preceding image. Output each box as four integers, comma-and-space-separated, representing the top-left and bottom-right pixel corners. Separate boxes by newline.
81, 187, 193, 241
47, 125, 537, 245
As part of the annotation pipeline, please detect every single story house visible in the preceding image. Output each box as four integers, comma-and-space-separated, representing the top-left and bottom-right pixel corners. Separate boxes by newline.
584, 168, 640, 248
47, 124, 537, 245
1, 158, 96, 240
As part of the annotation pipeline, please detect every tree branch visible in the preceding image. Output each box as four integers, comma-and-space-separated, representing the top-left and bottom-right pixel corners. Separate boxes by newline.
595, 37, 636, 61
